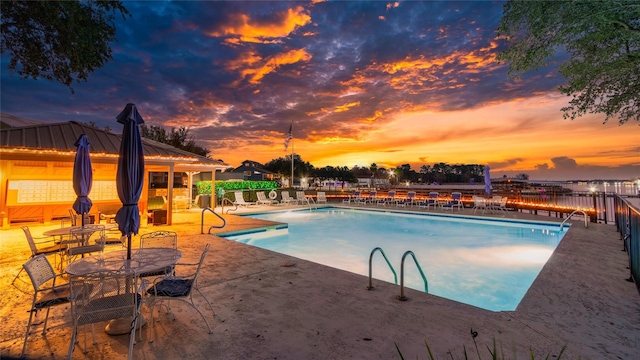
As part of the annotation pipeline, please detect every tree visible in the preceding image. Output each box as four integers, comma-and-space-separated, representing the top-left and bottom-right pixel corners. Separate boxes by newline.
1, 1, 129, 92
264, 154, 314, 184
496, 1, 640, 125
139, 124, 210, 157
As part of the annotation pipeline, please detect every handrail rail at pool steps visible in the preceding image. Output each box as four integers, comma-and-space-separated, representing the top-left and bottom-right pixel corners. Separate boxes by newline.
367, 247, 398, 290
560, 209, 589, 231
397, 250, 428, 301
201, 207, 226, 234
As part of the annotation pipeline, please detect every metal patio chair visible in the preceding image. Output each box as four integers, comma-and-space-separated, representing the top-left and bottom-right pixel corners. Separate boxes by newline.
67, 270, 142, 360
146, 244, 214, 342
65, 225, 105, 264
12, 226, 65, 284
139, 230, 178, 277
20, 254, 71, 358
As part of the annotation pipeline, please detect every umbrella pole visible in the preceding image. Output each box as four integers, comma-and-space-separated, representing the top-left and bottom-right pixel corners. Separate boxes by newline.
127, 234, 132, 259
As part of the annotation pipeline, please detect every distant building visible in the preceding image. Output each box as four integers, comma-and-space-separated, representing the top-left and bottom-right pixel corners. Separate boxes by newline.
222, 160, 276, 181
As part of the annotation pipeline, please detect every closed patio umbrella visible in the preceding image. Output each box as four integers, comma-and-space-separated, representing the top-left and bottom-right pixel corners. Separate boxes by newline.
115, 103, 145, 259
72, 134, 93, 227
484, 165, 491, 195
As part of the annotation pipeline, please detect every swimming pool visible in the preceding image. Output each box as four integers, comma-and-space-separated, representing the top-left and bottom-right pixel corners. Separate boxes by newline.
221, 207, 566, 311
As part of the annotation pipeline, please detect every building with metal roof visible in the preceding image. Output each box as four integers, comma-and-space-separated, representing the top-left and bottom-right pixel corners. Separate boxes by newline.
0, 120, 231, 227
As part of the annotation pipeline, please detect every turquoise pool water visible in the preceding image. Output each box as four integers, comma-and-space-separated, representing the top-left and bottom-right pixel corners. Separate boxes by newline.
221, 207, 566, 311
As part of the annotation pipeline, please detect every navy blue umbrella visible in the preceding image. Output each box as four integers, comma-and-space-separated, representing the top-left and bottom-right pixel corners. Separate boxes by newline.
115, 103, 145, 259
484, 165, 492, 195
72, 134, 93, 227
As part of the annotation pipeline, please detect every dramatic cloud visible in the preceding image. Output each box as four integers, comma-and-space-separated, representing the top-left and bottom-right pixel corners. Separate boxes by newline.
1, 1, 638, 180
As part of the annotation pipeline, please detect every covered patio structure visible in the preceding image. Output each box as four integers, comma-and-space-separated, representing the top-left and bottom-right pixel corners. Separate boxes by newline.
0, 120, 230, 228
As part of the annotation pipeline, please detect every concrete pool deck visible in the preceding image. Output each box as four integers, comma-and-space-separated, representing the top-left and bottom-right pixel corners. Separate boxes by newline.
1, 203, 639, 359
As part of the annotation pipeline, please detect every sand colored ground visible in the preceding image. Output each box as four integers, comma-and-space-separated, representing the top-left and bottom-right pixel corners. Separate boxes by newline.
1, 203, 639, 359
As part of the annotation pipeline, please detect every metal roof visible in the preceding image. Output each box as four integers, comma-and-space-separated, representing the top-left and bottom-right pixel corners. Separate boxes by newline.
0, 121, 229, 169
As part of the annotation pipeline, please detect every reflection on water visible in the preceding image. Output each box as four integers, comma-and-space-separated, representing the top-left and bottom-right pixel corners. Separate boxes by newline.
227, 208, 565, 311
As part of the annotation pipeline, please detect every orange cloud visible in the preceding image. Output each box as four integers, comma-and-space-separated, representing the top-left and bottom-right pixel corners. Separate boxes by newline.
207, 6, 311, 44
334, 101, 360, 113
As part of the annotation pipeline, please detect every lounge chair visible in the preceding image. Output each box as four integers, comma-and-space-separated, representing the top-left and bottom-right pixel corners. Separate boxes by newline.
377, 190, 396, 206
316, 192, 327, 204
342, 190, 361, 204
442, 192, 463, 211
280, 191, 297, 205
233, 191, 255, 207
418, 192, 439, 210
359, 190, 377, 205
256, 191, 277, 205
296, 191, 311, 205
396, 191, 416, 207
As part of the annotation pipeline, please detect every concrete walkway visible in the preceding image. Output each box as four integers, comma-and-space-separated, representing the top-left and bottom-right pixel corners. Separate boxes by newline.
1, 203, 639, 359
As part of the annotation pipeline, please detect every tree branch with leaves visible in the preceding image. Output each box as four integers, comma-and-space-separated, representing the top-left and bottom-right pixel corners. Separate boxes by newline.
496, 0, 640, 125
1, 0, 129, 93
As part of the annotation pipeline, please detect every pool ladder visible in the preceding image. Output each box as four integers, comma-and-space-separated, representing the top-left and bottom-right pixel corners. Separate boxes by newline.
560, 210, 589, 231
367, 247, 429, 301
200, 207, 226, 234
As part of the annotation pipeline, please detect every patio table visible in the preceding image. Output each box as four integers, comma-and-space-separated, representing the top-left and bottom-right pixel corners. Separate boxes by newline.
65, 247, 182, 335
43, 224, 118, 238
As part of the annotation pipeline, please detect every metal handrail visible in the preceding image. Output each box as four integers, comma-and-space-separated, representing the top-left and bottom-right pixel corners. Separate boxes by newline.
200, 207, 226, 234
560, 210, 589, 231
397, 250, 428, 301
307, 197, 316, 210
221, 198, 237, 214
367, 247, 398, 290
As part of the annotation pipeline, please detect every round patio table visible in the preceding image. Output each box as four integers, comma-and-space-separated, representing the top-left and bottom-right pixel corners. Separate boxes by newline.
43, 224, 118, 237
65, 247, 182, 335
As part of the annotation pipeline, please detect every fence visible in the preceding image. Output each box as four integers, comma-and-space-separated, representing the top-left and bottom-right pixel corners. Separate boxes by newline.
614, 195, 640, 294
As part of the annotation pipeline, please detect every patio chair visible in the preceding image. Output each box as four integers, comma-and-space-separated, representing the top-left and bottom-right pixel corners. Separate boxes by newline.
65, 225, 105, 264
280, 191, 296, 205
442, 192, 463, 211
146, 244, 215, 342
233, 191, 255, 207
139, 231, 178, 277
418, 192, 439, 210
256, 191, 277, 205
496, 196, 509, 212
472, 196, 488, 214
95, 226, 126, 248
316, 191, 328, 204
62, 208, 92, 227
358, 190, 377, 205
12, 226, 65, 284
296, 191, 310, 205
396, 191, 416, 207
20, 254, 71, 358
342, 190, 361, 204
377, 190, 396, 206
67, 270, 142, 360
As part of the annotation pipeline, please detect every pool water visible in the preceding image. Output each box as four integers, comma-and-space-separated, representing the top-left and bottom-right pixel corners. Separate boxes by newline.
221, 207, 566, 311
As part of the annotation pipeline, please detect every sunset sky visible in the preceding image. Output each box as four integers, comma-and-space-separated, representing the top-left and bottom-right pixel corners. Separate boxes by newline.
1, 1, 638, 181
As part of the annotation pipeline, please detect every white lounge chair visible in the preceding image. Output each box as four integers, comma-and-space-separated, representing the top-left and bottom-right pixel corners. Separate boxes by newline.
233, 191, 255, 207
316, 192, 327, 204
256, 191, 277, 205
296, 191, 310, 205
280, 191, 296, 205
472, 196, 488, 214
